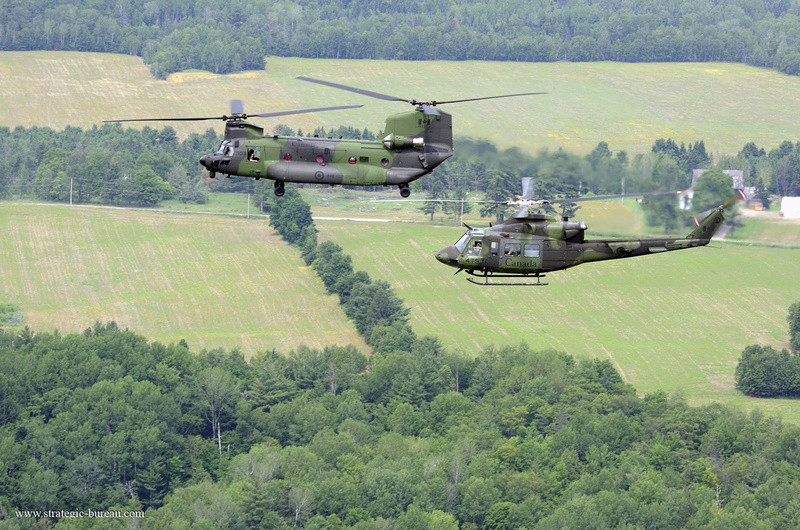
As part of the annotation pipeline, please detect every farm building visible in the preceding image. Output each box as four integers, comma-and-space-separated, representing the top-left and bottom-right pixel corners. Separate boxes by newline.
780, 197, 800, 218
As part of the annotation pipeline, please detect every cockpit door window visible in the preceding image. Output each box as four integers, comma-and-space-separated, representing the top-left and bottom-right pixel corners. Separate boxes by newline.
217, 140, 235, 157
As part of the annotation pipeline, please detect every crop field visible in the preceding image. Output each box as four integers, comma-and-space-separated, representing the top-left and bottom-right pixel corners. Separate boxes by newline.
0, 203, 367, 357
315, 215, 800, 422
2, 52, 800, 154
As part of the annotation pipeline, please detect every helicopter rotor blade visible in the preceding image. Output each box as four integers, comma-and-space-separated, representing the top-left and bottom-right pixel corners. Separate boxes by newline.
103, 116, 226, 123
544, 190, 684, 204
297, 76, 411, 103
298, 76, 545, 108
247, 105, 364, 119
230, 99, 244, 115
434, 92, 547, 105
521, 177, 535, 201
104, 104, 363, 124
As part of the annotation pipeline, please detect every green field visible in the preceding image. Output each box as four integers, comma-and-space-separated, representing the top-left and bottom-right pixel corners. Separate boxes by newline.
314, 216, 800, 422
0, 203, 367, 357
2, 52, 800, 154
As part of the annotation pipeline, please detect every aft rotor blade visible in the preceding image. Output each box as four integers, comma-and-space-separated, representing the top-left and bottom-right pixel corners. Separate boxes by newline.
297, 76, 411, 103
248, 104, 363, 118
434, 92, 547, 105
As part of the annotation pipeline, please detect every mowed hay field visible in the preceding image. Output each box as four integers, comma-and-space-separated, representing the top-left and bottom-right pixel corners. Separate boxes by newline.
315, 217, 800, 422
2, 52, 800, 154
0, 203, 367, 357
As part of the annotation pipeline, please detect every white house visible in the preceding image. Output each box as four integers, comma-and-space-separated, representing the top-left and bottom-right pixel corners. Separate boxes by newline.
680, 170, 745, 210
780, 197, 800, 218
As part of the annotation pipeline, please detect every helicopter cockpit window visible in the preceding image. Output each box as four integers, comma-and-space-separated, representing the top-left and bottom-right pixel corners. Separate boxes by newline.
466, 239, 483, 256
217, 141, 235, 157
454, 231, 470, 253
503, 243, 521, 256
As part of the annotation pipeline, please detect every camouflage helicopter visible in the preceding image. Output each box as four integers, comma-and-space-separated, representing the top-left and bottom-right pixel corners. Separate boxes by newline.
105, 77, 543, 197
429, 178, 745, 285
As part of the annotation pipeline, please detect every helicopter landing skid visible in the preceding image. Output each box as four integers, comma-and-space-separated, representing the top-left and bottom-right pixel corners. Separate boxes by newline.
465, 271, 548, 286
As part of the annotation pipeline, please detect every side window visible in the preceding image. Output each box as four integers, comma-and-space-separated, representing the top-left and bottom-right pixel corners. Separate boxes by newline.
503, 243, 521, 256
523, 243, 540, 258
247, 147, 260, 161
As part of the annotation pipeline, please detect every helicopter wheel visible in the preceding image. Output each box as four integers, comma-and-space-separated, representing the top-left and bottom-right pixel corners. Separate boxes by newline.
274, 181, 285, 197
399, 184, 411, 198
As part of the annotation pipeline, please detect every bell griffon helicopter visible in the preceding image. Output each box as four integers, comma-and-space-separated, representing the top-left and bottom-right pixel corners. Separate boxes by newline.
427, 178, 745, 285
105, 77, 544, 197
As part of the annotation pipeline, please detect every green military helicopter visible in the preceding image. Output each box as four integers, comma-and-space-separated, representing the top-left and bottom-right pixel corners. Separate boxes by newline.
430, 178, 745, 285
105, 77, 543, 197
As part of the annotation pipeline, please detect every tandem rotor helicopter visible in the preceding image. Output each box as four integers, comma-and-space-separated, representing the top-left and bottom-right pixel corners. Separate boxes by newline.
395, 178, 746, 286
105, 77, 543, 197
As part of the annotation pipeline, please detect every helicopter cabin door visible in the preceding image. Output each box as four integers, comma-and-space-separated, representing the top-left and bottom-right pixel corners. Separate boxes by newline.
356, 146, 387, 186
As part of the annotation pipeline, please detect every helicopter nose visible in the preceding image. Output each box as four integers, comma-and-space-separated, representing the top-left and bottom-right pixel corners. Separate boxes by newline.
435, 245, 459, 266
199, 154, 209, 167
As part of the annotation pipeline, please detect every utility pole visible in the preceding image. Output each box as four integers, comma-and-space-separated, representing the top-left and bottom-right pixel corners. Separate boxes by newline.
69, 177, 73, 205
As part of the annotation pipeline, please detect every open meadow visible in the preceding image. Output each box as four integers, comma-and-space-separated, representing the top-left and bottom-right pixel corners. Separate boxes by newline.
2, 50, 799, 420
0, 203, 367, 357
314, 211, 800, 422
2, 52, 800, 154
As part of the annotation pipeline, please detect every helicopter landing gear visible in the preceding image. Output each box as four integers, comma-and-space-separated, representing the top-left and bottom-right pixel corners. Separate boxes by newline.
465, 271, 548, 286
274, 181, 285, 197
399, 184, 411, 198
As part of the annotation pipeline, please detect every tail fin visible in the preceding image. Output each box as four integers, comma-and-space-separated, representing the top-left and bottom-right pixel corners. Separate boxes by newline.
686, 189, 746, 240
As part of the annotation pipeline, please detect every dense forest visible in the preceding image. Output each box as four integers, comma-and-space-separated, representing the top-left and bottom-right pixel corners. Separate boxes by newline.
2, 321, 800, 528
2, 0, 800, 78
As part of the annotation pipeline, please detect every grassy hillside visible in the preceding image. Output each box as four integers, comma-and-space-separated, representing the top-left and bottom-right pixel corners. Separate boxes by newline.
315, 216, 800, 422
0, 203, 367, 357
2, 52, 800, 154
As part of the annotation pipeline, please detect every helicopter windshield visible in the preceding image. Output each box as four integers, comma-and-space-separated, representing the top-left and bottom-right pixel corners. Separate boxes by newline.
454, 231, 470, 253
216, 140, 235, 157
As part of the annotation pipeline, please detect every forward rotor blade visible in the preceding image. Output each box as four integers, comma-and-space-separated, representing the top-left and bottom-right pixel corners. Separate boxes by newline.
248, 104, 363, 119
434, 92, 547, 105
104, 104, 363, 124
230, 99, 244, 115
103, 116, 225, 123
297, 76, 410, 103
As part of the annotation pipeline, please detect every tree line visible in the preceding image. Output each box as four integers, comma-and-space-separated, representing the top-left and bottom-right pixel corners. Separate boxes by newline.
2, 321, 800, 527
265, 185, 415, 354
736, 302, 800, 397
5, 122, 800, 232
3, 0, 800, 78
0, 124, 223, 207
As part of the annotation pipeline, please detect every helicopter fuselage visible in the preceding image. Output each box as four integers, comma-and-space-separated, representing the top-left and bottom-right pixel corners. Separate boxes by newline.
435, 208, 723, 284
200, 108, 453, 195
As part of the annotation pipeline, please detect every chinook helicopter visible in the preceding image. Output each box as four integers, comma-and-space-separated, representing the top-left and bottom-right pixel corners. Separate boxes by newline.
105, 77, 543, 197
430, 178, 746, 285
